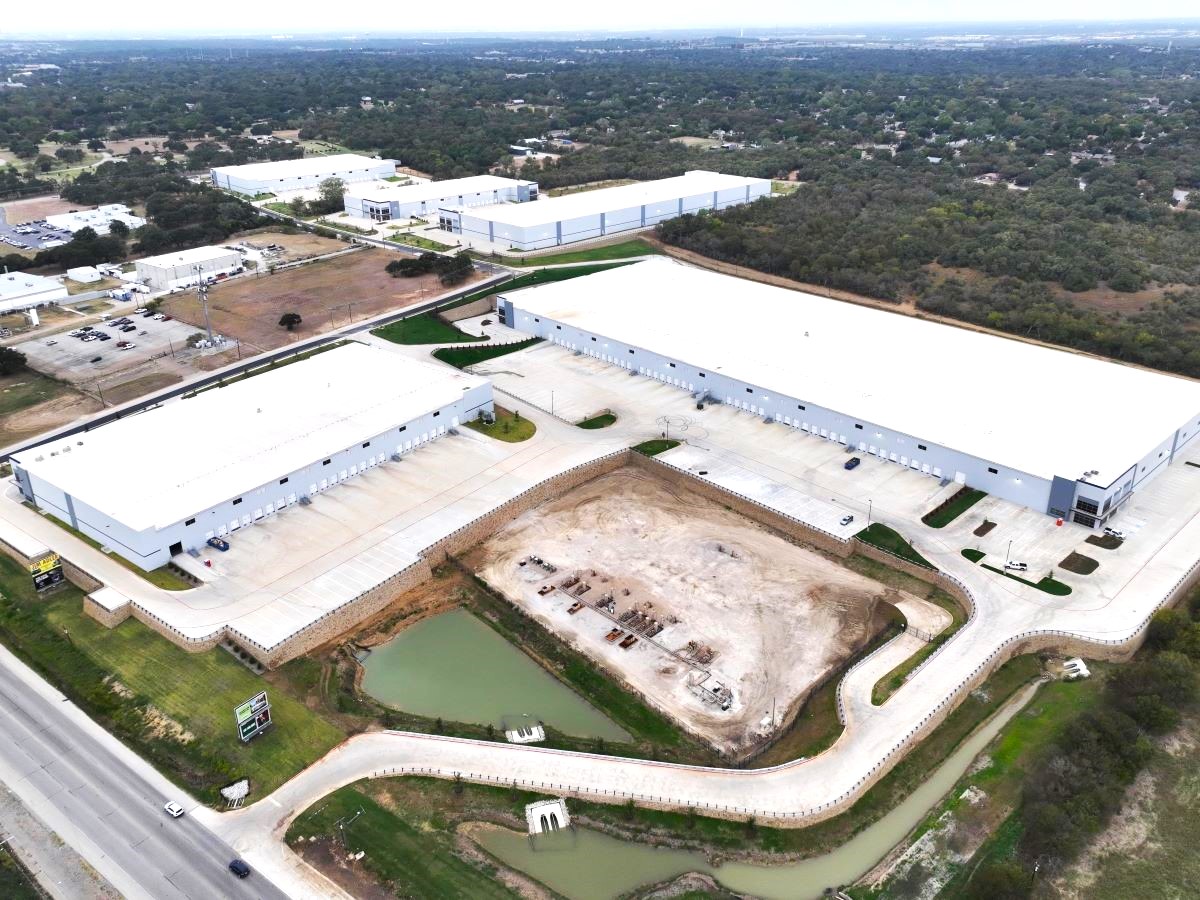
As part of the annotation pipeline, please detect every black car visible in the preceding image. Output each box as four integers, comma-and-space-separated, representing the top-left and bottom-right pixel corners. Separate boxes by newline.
844, 457, 862, 471
89, 356, 102, 363
228, 859, 251, 879
96, 333, 111, 341
121, 325, 136, 332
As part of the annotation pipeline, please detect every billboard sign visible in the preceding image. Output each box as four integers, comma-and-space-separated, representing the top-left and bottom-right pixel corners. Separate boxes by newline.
234, 691, 272, 743
30, 552, 64, 592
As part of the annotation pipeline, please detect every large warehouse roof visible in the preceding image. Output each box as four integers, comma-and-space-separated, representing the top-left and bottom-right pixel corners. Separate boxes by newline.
211, 153, 390, 181
448, 171, 769, 226
504, 258, 1200, 486
346, 174, 535, 203
137, 245, 240, 269
0, 271, 62, 301
14, 342, 486, 531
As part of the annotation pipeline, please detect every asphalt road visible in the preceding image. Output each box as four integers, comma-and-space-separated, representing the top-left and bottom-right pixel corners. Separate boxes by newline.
0, 645, 289, 900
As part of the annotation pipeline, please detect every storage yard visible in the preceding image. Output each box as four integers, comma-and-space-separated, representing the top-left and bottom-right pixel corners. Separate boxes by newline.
471, 467, 907, 754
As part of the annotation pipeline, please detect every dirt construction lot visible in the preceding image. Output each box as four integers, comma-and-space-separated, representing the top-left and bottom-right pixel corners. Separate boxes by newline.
160, 248, 488, 351
471, 467, 907, 754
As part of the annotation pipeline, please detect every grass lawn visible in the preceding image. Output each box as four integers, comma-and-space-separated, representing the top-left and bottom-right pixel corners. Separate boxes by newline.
921, 487, 986, 528
496, 239, 659, 267
39, 511, 193, 591
981, 562, 1072, 596
314, 217, 373, 235
287, 784, 520, 899
440, 262, 634, 312
464, 407, 536, 442
632, 439, 680, 456
576, 412, 616, 429
263, 202, 307, 217
0, 850, 40, 900
387, 232, 452, 252
0, 370, 75, 419
855, 523, 935, 569
871, 590, 967, 705
772, 180, 802, 194
372, 312, 486, 345
42, 591, 344, 798
433, 337, 541, 369
961, 548, 985, 563
0, 553, 343, 803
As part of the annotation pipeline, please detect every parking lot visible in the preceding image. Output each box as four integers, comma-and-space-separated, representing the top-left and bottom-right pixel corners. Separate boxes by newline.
0, 218, 72, 252
14, 309, 213, 383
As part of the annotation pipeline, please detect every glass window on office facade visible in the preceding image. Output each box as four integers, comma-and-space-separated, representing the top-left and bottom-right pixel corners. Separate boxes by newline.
366, 202, 392, 223
1076, 497, 1100, 515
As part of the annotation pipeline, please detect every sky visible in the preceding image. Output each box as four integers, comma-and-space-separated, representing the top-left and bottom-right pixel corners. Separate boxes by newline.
3, 1, 1198, 38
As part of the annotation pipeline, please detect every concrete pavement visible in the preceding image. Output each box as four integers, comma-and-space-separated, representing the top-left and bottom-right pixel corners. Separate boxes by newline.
0, 642, 291, 900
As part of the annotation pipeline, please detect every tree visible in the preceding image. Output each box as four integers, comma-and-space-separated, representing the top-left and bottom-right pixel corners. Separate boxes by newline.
314, 177, 346, 214
86, 138, 106, 152
278, 312, 302, 331
108, 219, 130, 239
966, 861, 1032, 900
0, 347, 27, 376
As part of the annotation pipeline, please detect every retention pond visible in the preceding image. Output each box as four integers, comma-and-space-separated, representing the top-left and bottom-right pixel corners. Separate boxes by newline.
473, 680, 1042, 899
361, 607, 629, 741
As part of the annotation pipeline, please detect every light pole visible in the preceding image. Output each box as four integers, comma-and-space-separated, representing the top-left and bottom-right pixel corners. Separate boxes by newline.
195, 265, 215, 345
550, 390, 555, 417
1006, 539, 1013, 566
867, 499, 873, 526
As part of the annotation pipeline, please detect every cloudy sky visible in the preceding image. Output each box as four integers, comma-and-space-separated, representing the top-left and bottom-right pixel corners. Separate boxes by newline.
4, 1, 1197, 38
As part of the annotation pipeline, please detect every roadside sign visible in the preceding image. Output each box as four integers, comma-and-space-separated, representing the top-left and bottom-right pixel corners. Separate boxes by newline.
29, 553, 64, 592
234, 691, 272, 743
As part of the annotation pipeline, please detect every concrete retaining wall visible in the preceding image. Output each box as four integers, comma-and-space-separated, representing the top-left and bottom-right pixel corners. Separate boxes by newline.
439, 297, 495, 323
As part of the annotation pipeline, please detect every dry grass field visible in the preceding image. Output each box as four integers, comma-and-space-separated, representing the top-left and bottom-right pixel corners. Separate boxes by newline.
1, 195, 88, 222
160, 248, 487, 351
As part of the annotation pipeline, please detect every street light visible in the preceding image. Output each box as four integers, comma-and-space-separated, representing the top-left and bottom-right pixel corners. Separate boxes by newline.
1006, 539, 1013, 565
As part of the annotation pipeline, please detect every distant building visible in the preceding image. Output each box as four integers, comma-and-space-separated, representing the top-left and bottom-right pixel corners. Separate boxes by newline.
66, 266, 103, 284
438, 170, 771, 252
0, 271, 67, 313
210, 154, 396, 195
344, 175, 538, 223
135, 246, 244, 292
45, 204, 145, 236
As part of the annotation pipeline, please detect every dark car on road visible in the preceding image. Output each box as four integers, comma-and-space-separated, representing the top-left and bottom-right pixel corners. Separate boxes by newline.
229, 859, 251, 878
844, 457, 862, 470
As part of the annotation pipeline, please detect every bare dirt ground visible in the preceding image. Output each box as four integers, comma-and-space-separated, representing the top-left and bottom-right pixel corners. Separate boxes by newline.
236, 229, 345, 263
101, 136, 208, 156
100, 372, 182, 406
471, 467, 909, 754
0, 195, 86, 222
160, 248, 487, 351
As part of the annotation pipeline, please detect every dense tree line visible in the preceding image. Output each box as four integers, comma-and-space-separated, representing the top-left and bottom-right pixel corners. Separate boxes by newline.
968, 594, 1200, 897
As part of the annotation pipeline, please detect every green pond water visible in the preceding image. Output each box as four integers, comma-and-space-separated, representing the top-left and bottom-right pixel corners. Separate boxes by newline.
361, 607, 630, 741
474, 681, 1041, 900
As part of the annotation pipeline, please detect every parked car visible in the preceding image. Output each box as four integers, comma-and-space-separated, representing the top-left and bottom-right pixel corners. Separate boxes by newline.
89, 356, 102, 363
121, 325, 136, 332
44, 339, 56, 346
844, 457, 862, 471
840, 514, 855, 526
163, 801, 185, 818
152, 313, 166, 321
118, 343, 136, 351
133, 307, 148, 314
1103, 526, 1127, 540
96, 333, 111, 341
228, 859, 251, 879
1004, 561, 1029, 572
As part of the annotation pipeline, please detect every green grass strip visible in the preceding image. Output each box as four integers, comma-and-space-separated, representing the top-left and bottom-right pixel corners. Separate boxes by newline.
855, 523, 936, 569
433, 338, 541, 369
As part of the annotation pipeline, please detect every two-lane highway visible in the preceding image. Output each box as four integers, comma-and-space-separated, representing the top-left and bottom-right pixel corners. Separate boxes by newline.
0, 643, 289, 900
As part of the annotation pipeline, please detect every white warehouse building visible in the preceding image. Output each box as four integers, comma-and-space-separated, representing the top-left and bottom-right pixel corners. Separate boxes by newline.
11, 342, 493, 570
135, 245, 244, 292
210, 153, 396, 195
45, 204, 145, 236
345, 175, 539, 223
438, 170, 771, 251
499, 258, 1200, 529
0, 271, 68, 313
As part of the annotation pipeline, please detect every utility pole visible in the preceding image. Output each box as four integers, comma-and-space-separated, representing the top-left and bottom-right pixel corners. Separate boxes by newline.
195, 265, 215, 345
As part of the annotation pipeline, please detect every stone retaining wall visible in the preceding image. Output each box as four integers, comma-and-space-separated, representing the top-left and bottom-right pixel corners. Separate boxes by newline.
439, 297, 494, 323
63, 559, 103, 593
83, 594, 131, 628
629, 452, 854, 558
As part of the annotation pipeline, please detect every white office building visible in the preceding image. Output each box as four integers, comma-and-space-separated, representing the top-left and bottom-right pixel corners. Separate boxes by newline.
11, 342, 494, 570
210, 154, 396, 195
45, 204, 145, 236
438, 170, 771, 251
0, 271, 67, 313
344, 175, 538, 223
135, 246, 244, 292
499, 258, 1200, 528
